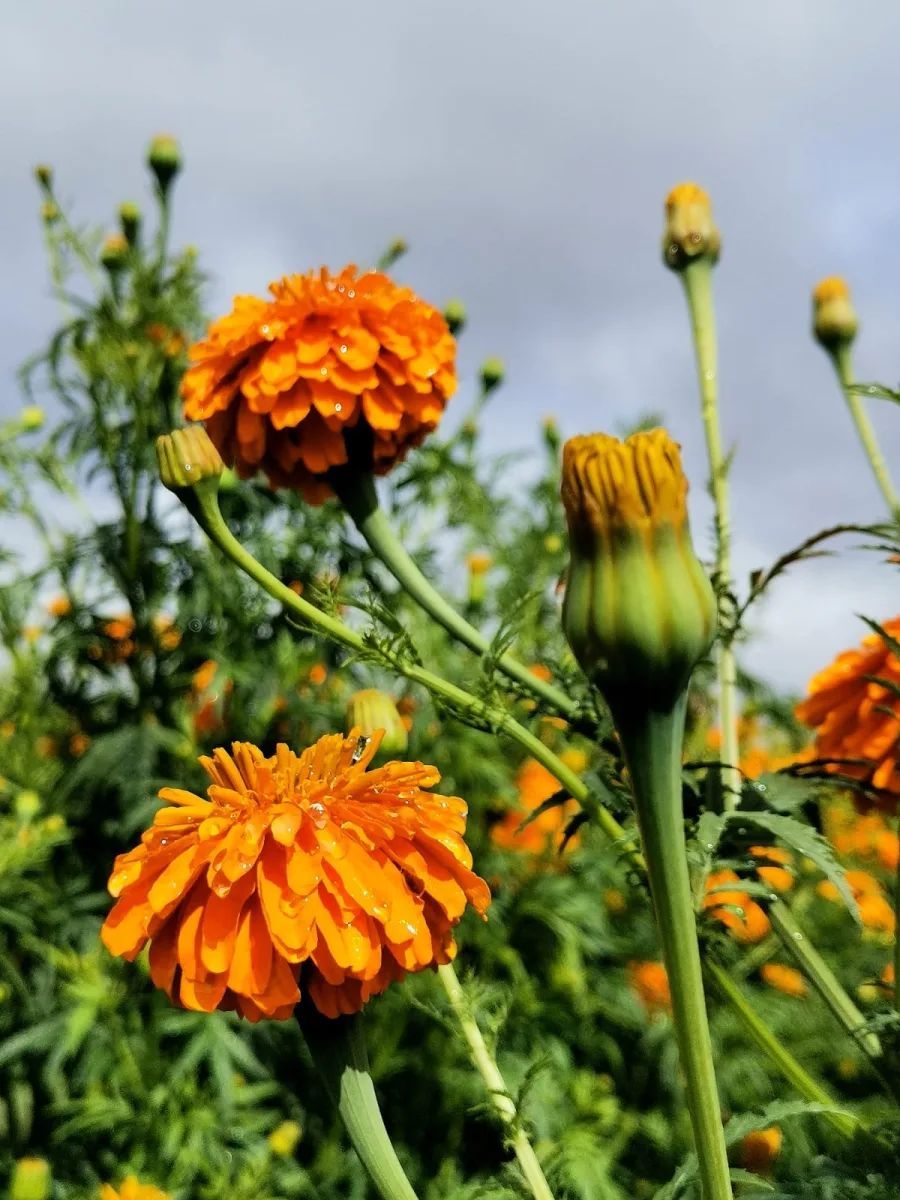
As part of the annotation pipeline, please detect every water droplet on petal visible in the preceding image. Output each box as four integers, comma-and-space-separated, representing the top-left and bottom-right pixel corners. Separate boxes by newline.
348, 290, 355, 298
320, 367, 328, 376
334, 403, 342, 413
339, 344, 348, 354
261, 324, 271, 336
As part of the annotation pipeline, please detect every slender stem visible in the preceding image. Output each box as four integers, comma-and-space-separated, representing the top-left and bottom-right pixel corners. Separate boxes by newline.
832, 345, 900, 517
894, 820, 900, 1016
768, 899, 882, 1060
437, 964, 555, 1200
680, 264, 741, 810
617, 698, 732, 1200
297, 1004, 418, 1200
332, 471, 581, 722
703, 961, 857, 1138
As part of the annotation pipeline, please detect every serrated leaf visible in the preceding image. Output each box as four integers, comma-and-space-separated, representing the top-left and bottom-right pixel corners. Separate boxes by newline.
748, 772, 811, 813
515, 790, 568, 834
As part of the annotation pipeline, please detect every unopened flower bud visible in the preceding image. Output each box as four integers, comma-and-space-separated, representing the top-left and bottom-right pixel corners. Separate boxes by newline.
345, 689, 408, 757
40, 200, 59, 225
480, 357, 504, 393
100, 233, 129, 274
561, 429, 716, 715
15, 790, 41, 820
119, 200, 142, 246
542, 415, 561, 456
443, 298, 467, 336
147, 133, 182, 193
156, 426, 224, 496
662, 183, 720, 272
812, 276, 858, 352
11, 1158, 51, 1200
268, 1119, 303, 1156
20, 407, 45, 432
33, 164, 53, 192
465, 552, 492, 606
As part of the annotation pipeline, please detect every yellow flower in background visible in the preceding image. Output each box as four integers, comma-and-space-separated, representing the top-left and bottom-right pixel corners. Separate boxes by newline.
268, 1118, 303, 1156
47, 595, 71, 617
628, 961, 671, 1014
99, 1178, 171, 1200
739, 1127, 783, 1176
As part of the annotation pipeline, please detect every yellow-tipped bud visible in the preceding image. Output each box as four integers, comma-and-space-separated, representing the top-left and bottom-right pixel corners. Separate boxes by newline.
11, 1157, 51, 1200
812, 276, 858, 352
119, 200, 142, 245
268, 1119, 303, 1156
100, 233, 129, 273
20, 407, 45, 432
480, 357, 505, 393
465, 551, 492, 605
33, 165, 53, 191
156, 426, 224, 496
739, 1127, 783, 1176
345, 690, 408, 757
40, 200, 59, 225
15, 790, 41, 820
662, 183, 720, 272
443, 298, 467, 335
561, 429, 716, 714
147, 133, 182, 193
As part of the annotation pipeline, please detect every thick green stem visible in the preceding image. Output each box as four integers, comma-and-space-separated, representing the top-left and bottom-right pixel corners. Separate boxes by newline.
768, 900, 881, 1060
617, 698, 732, 1200
894, 824, 900, 1016
832, 345, 900, 517
438, 964, 556, 1200
703, 961, 857, 1138
332, 471, 580, 722
680, 264, 740, 810
297, 1003, 418, 1200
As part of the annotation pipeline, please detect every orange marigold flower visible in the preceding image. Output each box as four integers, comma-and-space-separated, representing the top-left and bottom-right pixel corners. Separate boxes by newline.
104, 616, 135, 641
181, 266, 457, 504
739, 1127, 783, 1175
101, 733, 490, 1021
100, 1179, 171, 1200
761, 963, 806, 997
796, 617, 900, 812
308, 664, 327, 687
47, 595, 71, 618
491, 755, 582, 857
69, 733, 91, 758
703, 870, 771, 943
628, 960, 671, 1013
751, 846, 794, 893
192, 660, 218, 693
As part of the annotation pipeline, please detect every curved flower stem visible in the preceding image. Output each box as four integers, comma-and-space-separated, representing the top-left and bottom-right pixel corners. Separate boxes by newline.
616, 698, 732, 1200
437, 964, 556, 1200
831, 345, 900, 517
679, 263, 740, 810
703, 960, 857, 1139
297, 1003, 418, 1200
331, 470, 581, 723
767, 899, 882, 1062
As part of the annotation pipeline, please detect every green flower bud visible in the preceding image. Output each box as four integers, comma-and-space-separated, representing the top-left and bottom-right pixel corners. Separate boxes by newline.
147, 133, 182, 193
19, 407, 45, 432
662, 183, 720, 272
15, 790, 41, 821
100, 233, 129, 273
119, 200, 142, 246
812, 276, 858, 352
345, 689, 408, 757
33, 164, 53, 192
465, 552, 492, 606
480, 357, 504, 393
11, 1158, 50, 1200
560, 429, 716, 716
156, 426, 224, 496
443, 298, 467, 336
40, 200, 59, 225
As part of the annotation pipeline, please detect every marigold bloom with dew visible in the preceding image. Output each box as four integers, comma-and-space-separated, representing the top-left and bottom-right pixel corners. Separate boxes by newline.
100, 1179, 170, 1200
181, 266, 456, 503
561, 429, 716, 715
101, 731, 490, 1020
796, 617, 900, 812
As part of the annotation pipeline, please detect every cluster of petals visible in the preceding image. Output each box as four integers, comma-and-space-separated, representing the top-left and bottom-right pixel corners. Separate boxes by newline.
627, 960, 671, 1013
181, 266, 456, 503
100, 1180, 170, 1200
101, 731, 490, 1020
703, 870, 770, 943
795, 617, 900, 812
817, 869, 895, 934
490, 752, 586, 858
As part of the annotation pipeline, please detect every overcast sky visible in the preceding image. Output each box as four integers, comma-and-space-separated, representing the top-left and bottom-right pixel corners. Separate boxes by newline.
4, 0, 900, 693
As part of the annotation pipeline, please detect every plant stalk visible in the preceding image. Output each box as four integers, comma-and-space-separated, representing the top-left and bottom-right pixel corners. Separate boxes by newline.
438, 964, 555, 1200
832, 345, 900, 517
617, 697, 732, 1200
680, 263, 740, 810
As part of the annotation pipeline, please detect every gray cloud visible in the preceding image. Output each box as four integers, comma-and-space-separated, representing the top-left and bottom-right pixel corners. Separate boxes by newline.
3, 0, 900, 692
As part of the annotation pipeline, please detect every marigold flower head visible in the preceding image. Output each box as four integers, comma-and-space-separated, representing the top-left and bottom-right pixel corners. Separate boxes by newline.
703, 870, 770, 943
662, 183, 721, 271
69, 733, 91, 758
101, 732, 490, 1020
751, 846, 794, 893
628, 960, 671, 1013
180, 266, 457, 504
100, 1179, 171, 1200
795, 617, 900, 813
491, 755, 583, 859
47, 595, 71, 618
739, 1127, 783, 1175
812, 275, 858, 350
761, 962, 806, 997
100, 234, 129, 273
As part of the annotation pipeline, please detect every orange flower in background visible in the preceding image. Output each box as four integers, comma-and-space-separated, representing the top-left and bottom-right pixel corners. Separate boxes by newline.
69, 733, 91, 758
739, 1127, 783, 1175
796, 617, 900, 811
101, 732, 490, 1021
308, 663, 327, 687
491, 753, 585, 857
761, 963, 806, 997
104, 616, 135, 641
47, 595, 71, 617
181, 266, 457, 503
628, 961, 671, 1013
817, 868, 895, 932
100, 1179, 171, 1200
751, 846, 794, 893
703, 870, 770, 943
